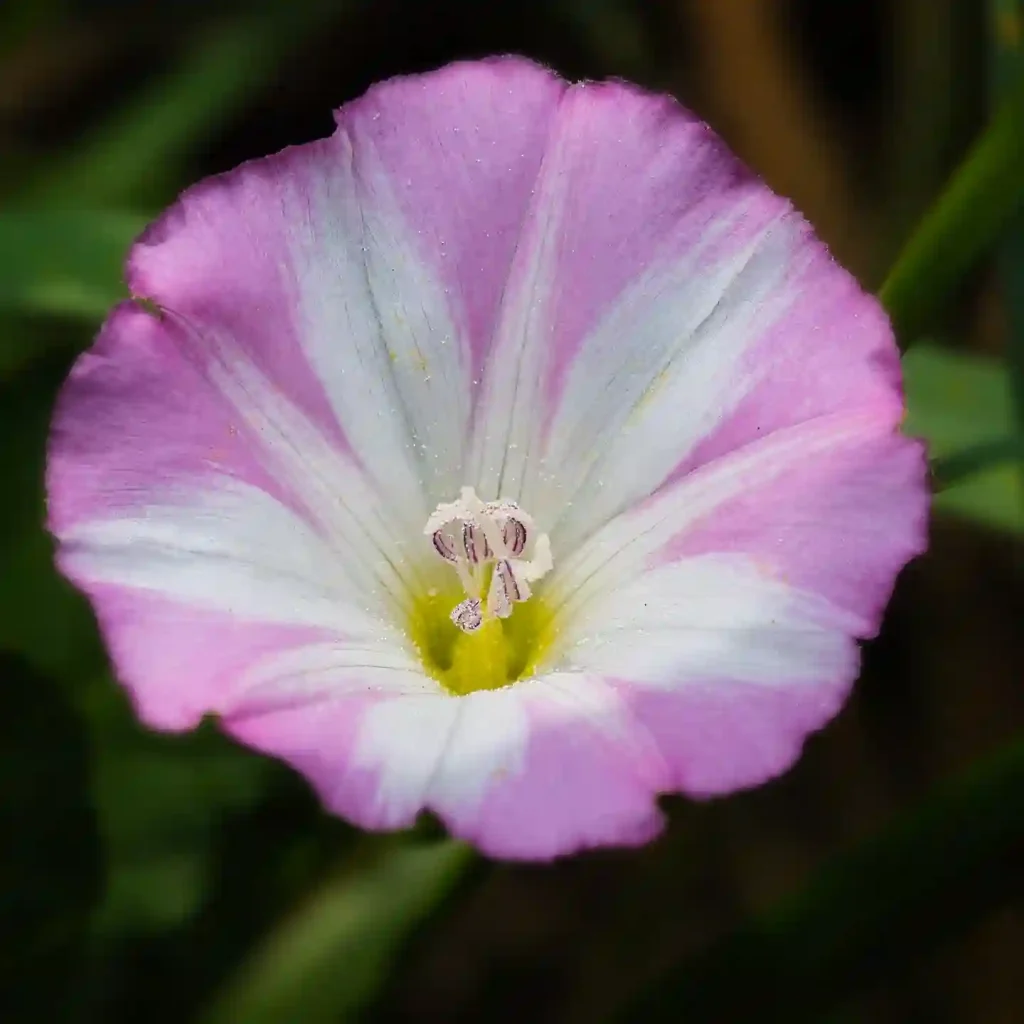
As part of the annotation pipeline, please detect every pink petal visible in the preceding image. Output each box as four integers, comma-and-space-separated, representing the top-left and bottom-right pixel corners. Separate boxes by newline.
226, 673, 666, 860
665, 429, 928, 630
362, 63, 903, 557
537, 217, 906, 550
122, 87, 492, 518
557, 414, 927, 643
49, 311, 424, 729
624, 676, 852, 796
679, 245, 904, 475
48, 99, 478, 729
338, 56, 566, 387
553, 418, 926, 796
434, 673, 667, 859
564, 555, 861, 686
48, 303, 290, 532
464, 67, 788, 508
83, 586, 330, 730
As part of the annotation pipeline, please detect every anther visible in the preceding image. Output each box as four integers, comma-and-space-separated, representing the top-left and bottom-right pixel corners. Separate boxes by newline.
451, 597, 483, 632
489, 559, 526, 620
424, 487, 553, 633
433, 529, 457, 563
461, 522, 490, 564
502, 517, 527, 556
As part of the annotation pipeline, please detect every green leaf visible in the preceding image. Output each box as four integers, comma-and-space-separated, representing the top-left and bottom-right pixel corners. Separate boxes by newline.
930, 435, 1022, 489
80, 740, 343, 1022
84, 694, 277, 934
902, 343, 1024, 531
619, 738, 1024, 1023
200, 837, 474, 1024
0, 208, 142, 325
879, 72, 1024, 341
0, 653, 102, 1020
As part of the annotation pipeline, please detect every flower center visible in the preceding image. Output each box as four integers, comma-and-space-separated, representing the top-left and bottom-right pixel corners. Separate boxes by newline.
411, 487, 555, 696
425, 486, 553, 633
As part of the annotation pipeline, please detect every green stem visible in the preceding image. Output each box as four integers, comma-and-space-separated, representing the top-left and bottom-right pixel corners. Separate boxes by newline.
879, 73, 1024, 342
200, 835, 474, 1024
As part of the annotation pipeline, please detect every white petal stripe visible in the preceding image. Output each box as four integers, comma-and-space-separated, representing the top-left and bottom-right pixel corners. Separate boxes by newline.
60, 482, 393, 634
541, 211, 801, 550
288, 130, 472, 516
549, 409, 896, 629
560, 554, 859, 688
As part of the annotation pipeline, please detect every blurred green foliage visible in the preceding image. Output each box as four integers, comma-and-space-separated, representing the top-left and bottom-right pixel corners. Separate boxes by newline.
878, 70, 1024, 343
0, 210, 139, 335
903, 343, 1023, 532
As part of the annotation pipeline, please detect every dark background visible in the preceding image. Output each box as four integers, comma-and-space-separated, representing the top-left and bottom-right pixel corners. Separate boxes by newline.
1, 1, 1022, 1021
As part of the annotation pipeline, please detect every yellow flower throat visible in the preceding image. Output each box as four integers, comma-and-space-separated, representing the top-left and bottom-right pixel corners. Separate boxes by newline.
409, 581, 556, 696
417, 487, 556, 695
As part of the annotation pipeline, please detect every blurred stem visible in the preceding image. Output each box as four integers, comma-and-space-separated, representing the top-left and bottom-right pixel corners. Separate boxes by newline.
989, 1, 1024, 446
879, 71, 1024, 343
619, 739, 1024, 1022
201, 835, 474, 1024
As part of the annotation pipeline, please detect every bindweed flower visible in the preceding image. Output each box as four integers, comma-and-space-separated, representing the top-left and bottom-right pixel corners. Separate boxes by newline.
47, 58, 928, 859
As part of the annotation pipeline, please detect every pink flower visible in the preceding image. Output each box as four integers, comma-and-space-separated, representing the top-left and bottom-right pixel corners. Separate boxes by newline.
46, 57, 928, 860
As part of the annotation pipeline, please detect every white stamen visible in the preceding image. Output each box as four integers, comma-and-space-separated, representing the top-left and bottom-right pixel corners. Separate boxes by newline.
432, 529, 458, 563
451, 597, 483, 632
425, 486, 552, 632
502, 517, 527, 556
462, 522, 490, 564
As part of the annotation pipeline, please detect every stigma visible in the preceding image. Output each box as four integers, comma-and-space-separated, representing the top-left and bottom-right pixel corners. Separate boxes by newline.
424, 487, 553, 633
